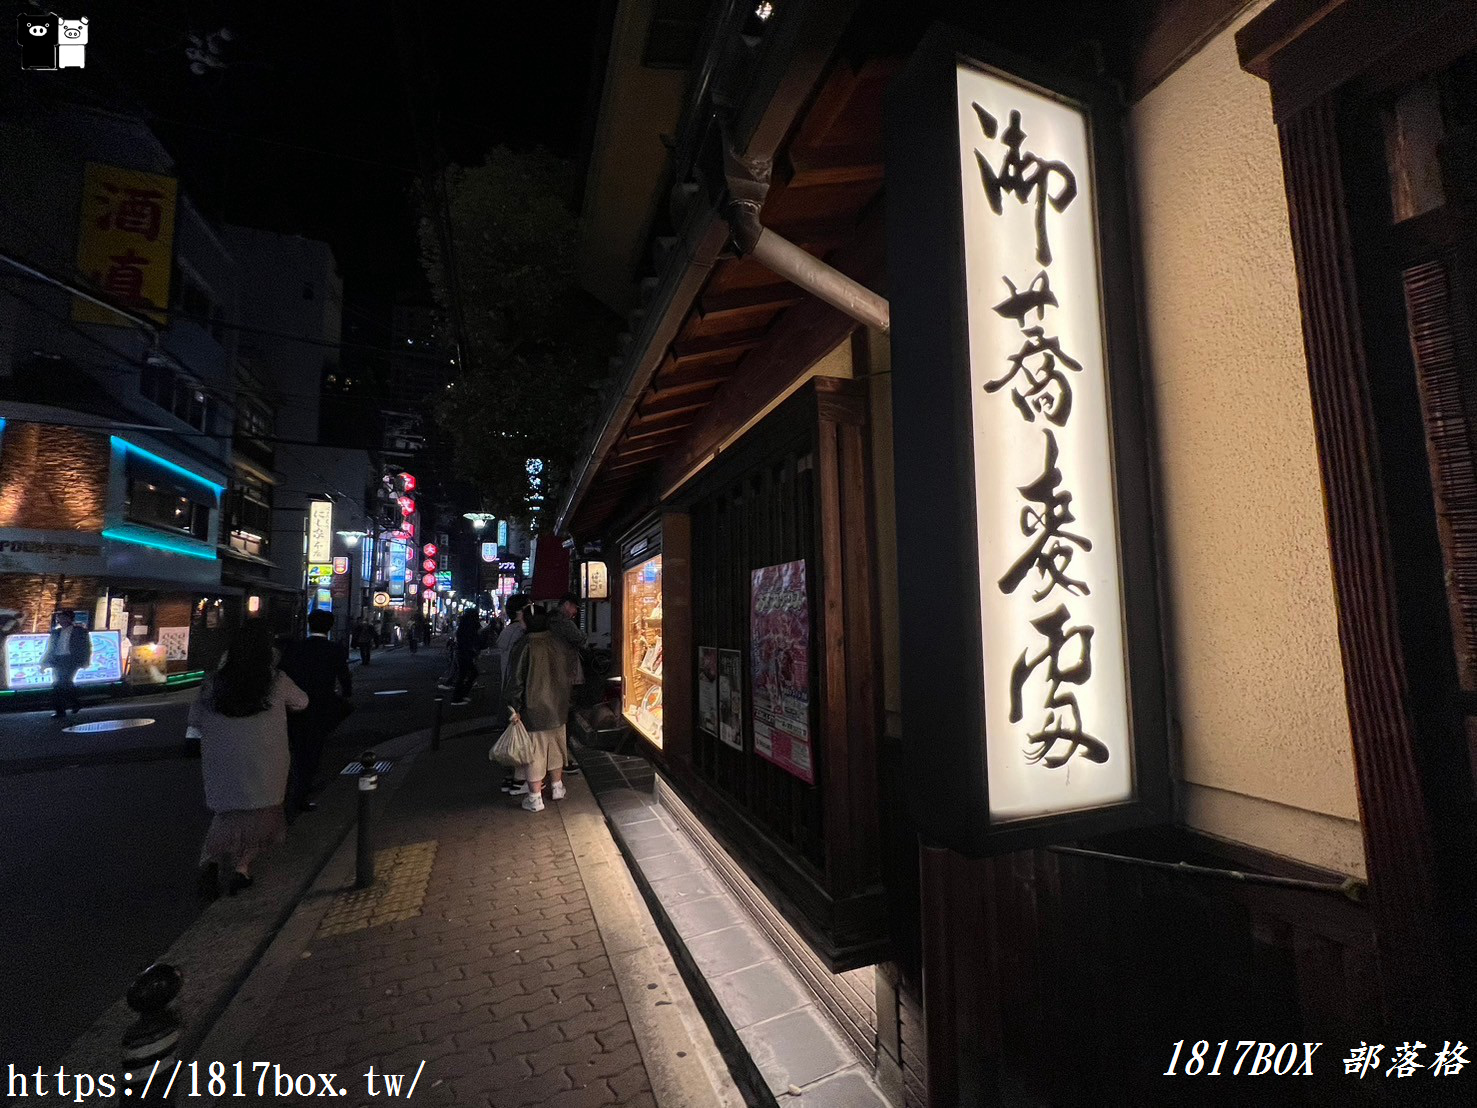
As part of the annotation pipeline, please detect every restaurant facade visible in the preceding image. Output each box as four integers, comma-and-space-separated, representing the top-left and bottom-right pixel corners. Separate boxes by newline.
560, 0, 1477, 1101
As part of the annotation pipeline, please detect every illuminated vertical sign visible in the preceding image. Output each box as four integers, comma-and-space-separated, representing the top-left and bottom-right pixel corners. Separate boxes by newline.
308, 500, 333, 563
74, 163, 178, 325
886, 28, 1166, 853
387, 540, 408, 599
955, 63, 1129, 820
481, 542, 498, 563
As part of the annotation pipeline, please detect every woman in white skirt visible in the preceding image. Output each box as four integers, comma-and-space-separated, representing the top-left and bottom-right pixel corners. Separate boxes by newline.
503, 607, 574, 812
190, 619, 308, 895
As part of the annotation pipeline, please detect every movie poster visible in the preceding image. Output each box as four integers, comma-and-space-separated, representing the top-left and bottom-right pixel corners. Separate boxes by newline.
717, 648, 743, 751
698, 646, 719, 738
749, 559, 813, 783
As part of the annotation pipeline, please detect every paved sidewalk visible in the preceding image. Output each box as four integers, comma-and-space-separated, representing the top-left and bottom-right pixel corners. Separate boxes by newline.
196, 730, 740, 1108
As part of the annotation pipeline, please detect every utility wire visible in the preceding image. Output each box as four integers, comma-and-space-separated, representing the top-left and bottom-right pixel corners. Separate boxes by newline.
1, 283, 461, 408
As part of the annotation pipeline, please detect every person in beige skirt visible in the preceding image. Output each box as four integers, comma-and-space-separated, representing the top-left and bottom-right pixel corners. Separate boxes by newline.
502, 607, 574, 812
190, 619, 309, 896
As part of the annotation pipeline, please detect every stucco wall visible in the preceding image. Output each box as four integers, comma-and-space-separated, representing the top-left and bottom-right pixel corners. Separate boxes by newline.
1130, 9, 1365, 876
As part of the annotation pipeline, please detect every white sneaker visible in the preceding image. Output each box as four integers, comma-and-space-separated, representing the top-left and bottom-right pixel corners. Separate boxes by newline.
521, 793, 544, 812
550, 781, 567, 801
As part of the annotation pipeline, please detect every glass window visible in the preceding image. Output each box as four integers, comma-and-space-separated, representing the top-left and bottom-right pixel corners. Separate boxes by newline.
622, 554, 663, 746
126, 478, 211, 542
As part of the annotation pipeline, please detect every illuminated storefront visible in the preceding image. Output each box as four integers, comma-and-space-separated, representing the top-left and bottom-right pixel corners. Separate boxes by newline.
0, 416, 230, 689
620, 546, 662, 746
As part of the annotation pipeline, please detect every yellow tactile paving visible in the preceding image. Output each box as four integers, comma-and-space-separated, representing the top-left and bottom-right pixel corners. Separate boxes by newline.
316, 840, 438, 937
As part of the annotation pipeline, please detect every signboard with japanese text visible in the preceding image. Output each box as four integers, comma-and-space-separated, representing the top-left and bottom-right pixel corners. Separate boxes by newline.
582, 560, 609, 600
885, 27, 1166, 854
333, 557, 349, 575
749, 560, 812, 780
481, 542, 498, 563
387, 540, 408, 599
3, 631, 124, 690
307, 500, 334, 564
74, 163, 177, 325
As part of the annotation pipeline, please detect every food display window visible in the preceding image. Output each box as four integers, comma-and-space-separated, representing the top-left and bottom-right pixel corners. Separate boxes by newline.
622, 554, 663, 747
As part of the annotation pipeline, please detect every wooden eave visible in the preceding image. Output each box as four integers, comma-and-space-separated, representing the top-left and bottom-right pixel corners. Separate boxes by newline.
568, 56, 898, 539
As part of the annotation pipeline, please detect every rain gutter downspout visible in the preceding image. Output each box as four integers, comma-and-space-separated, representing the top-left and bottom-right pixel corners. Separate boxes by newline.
723, 199, 891, 334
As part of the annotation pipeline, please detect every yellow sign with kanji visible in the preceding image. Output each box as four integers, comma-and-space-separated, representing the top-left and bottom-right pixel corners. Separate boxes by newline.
73, 162, 177, 325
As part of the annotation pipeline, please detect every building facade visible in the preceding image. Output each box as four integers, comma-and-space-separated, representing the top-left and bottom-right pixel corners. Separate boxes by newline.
556, 1, 1477, 1103
0, 101, 375, 691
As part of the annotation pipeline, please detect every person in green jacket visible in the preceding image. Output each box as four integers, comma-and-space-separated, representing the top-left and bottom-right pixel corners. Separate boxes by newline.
502, 607, 574, 812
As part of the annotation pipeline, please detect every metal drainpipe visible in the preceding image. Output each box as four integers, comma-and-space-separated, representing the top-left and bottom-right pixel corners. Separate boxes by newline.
723, 199, 890, 334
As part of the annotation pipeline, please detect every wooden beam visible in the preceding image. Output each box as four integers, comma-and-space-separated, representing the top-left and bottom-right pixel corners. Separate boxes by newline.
669, 327, 770, 366
636, 399, 707, 425
697, 283, 806, 324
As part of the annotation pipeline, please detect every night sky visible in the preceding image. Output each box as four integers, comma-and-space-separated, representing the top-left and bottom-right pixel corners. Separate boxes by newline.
17, 0, 610, 320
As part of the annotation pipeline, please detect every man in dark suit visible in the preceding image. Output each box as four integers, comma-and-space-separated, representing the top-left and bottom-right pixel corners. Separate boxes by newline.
43, 609, 91, 720
279, 609, 353, 813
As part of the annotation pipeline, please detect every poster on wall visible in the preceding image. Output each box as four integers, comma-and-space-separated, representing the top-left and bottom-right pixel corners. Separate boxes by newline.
698, 647, 719, 738
717, 649, 743, 752
749, 559, 813, 782
158, 626, 190, 663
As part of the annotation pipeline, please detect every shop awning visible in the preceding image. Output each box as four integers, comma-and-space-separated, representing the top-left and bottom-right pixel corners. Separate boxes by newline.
527, 539, 571, 602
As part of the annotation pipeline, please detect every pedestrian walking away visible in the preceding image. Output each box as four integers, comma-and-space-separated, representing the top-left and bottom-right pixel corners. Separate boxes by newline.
42, 608, 91, 720
502, 606, 574, 812
278, 609, 354, 814
351, 618, 376, 665
449, 608, 482, 705
190, 619, 308, 897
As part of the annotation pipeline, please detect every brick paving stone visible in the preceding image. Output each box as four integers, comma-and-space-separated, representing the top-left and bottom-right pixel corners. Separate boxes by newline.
236, 736, 657, 1108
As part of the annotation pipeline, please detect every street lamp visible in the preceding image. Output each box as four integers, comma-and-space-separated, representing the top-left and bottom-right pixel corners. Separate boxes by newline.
463, 512, 495, 532
337, 530, 366, 547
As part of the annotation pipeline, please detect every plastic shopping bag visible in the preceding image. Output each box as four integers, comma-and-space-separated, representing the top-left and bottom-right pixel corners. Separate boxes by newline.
490, 714, 537, 766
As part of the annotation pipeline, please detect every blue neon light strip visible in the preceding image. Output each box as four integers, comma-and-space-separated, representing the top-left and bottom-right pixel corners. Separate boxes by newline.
111, 436, 226, 496
103, 526, 218, 560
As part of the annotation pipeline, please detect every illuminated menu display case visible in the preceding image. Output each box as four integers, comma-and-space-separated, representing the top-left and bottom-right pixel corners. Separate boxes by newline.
622, 554, 663, 747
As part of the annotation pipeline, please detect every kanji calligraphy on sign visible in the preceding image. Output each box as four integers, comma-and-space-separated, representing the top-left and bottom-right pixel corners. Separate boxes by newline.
73, 163, 177, 325
957, 62, 1132, 821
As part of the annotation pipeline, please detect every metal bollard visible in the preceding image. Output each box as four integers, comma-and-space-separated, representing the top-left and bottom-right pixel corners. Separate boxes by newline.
356, 749, 378, 889
119, 963, 182, 1104
431, 695, 444, 751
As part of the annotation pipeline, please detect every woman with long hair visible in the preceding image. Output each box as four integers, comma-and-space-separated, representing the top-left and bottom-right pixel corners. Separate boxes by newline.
189, 619, 308, 896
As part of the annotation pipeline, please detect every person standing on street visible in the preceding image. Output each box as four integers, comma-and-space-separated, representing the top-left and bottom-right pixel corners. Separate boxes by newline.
549, 593, 588, 775
449, 608, 482, 706
503, 606, 574, 812
190, 619, 308, 896
494, 595, 530, 794
42, 609, 91, 720
278, 609, 354, 814
351, 618, 376, 665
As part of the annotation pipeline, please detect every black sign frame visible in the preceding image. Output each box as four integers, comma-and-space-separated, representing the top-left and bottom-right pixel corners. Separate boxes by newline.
884, 24, 1169, 855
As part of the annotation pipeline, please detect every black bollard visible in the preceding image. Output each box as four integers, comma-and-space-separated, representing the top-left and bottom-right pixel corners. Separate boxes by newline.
431, 695, 444, 751
356, 749, 378, 889
119, 963, 183, 1104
